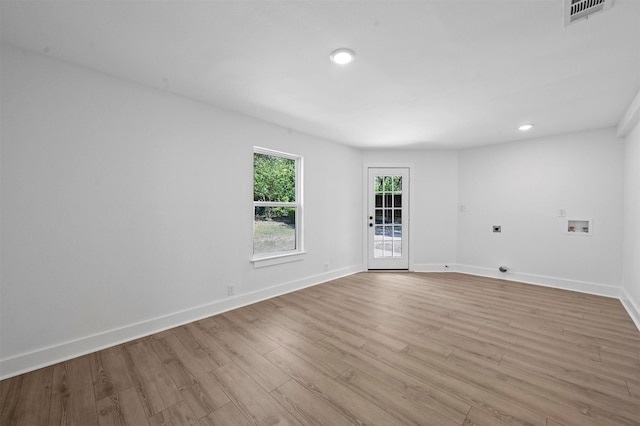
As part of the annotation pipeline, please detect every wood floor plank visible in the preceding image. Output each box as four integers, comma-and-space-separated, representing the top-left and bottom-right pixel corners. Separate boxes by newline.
212, 363, 299, 426
270, 378, 357, 425
476, 323, 602, 367
627, 379, 640, 399
265, 345, 415, 426
274, 305, 369, 348
337, 367, 460, 426
430, 328, 505, 363
599, 348, 640, 370
0, 366, 53, 426
174, 323, 233, 372
215, 313, 281, 355
286, 291, 410, 351
2, 271, 639, 426
96, 386, 150, 426
206, 328, 289, 392
151, 334, 230, 418
463, 406, 514, 426
49, 355, 99, 425
360, 340, 552, 426
150, 337, 197, 390
500, 353, 631, 400
199, 402, 253, 426
563, 321, 640, 343
148, 400, 199, 426
373, 323, 445, 354
318, 335, 471, 424
121, 339, 183, 416
91, 345, 134, 401
251, 310, 326, 344
251, 317, 352, 378
441, 349, 639, 426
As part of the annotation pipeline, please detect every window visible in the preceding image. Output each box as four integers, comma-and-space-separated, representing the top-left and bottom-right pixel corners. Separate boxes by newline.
253, 147, 303, 261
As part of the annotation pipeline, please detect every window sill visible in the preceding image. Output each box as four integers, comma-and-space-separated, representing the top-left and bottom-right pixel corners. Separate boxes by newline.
251, 251, 306, 269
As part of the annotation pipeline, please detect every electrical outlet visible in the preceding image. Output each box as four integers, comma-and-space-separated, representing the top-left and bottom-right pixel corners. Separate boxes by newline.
324, 263, 329, 272
227, 285, 235, 296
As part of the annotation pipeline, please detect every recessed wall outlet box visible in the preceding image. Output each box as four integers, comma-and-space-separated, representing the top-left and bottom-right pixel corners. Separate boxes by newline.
227, 285, 235, 296
493, 226, 501, 233
559, 209, 566, 217
567, 218, 592, 235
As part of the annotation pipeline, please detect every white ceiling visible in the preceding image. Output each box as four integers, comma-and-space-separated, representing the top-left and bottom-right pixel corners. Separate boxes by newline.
1, 0, 639, 149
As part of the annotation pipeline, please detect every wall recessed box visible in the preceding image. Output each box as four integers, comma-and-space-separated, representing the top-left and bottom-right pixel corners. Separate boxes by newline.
567, 218, 592, 235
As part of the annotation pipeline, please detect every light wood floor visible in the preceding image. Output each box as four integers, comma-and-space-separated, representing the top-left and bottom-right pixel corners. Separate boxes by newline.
1, 272, 639, 426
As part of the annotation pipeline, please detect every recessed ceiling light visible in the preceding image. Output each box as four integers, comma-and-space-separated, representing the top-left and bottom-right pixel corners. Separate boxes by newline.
518, 124, 533, 131
330, 48, 356, 65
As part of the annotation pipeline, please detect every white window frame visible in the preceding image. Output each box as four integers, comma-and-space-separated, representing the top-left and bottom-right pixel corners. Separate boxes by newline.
251, 147, 304, 268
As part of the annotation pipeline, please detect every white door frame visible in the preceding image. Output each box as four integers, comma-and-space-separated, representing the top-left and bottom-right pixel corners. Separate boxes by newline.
362, 163, 415, 270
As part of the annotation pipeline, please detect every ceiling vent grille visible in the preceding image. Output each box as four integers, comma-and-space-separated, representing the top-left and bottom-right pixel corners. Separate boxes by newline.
565, 0, 614, 26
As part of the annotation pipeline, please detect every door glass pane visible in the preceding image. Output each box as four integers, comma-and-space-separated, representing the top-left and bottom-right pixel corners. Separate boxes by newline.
395, 222, 402, 256
375, 194, 382, 208
394, 176, 402, 192
393, 209, 402, 224
383, 176, 392, 191
383, 226, 394, 257
384, 194, 392, 208
375, 176, 384, 193
375, 209, 383, 224
393, 239, 402, 257
394, 194, 402, 207
384, 210, 392, 224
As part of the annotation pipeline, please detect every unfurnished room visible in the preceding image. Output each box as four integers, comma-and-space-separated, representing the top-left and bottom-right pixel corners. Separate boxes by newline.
0, 1, 639, 425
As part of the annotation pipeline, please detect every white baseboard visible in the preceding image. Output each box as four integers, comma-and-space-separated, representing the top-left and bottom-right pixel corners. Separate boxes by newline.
414, 263, 621, 298
620, 287, 640, 332
452, 264, 622, 299
0, 264, 364, 380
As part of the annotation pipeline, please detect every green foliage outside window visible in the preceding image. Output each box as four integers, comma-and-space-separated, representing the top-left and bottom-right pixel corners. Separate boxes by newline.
254, 153, 296, 220
375, 176, 402, 193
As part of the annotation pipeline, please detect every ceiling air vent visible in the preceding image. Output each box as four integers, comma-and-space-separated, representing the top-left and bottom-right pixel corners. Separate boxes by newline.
565, 0, 613, 26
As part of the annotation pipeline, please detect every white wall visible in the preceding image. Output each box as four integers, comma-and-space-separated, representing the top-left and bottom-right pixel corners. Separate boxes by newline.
0, 46, 363, 378
361, 150, 458, 270
457, 129, 625, 296
622, 122, 640, 327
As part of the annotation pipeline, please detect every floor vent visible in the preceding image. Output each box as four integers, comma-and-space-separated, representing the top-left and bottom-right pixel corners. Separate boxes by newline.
565, 0, 613, 26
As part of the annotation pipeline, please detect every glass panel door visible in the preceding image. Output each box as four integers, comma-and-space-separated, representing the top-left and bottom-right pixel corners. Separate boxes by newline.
367, 168, 409, 269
